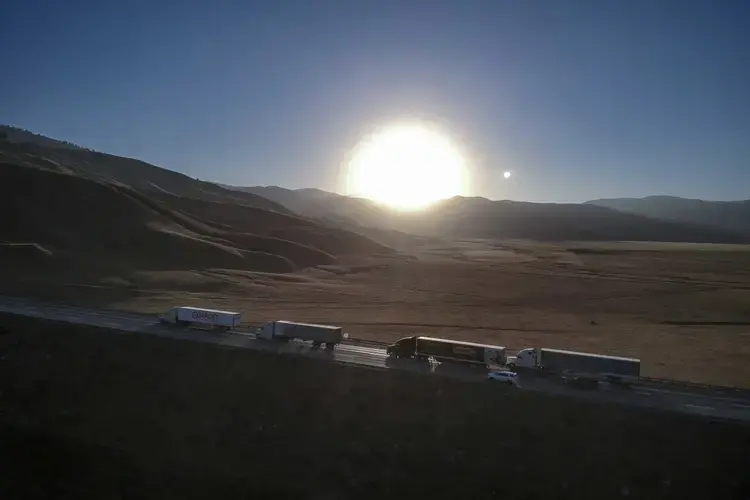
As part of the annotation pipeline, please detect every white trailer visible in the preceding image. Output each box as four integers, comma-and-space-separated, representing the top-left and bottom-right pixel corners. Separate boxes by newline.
257, 320, 346, 350
508, 347, 641, 381
158, 306, 241, 330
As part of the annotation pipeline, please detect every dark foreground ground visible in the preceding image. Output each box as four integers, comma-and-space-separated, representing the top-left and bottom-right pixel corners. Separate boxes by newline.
1, 313, 749, 499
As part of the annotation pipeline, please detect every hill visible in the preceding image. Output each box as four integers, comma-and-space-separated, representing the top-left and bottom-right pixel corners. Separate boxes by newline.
0, 162, 391, 284
217, 184, 399, 229
586, 196, 750, 238
219, 184, 438, 249
0, 130, 291, 213
0, 125, 87, 151
221, 184, 749, 244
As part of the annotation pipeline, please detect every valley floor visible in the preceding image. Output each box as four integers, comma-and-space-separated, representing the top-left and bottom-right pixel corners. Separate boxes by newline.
3, 239, 750, 388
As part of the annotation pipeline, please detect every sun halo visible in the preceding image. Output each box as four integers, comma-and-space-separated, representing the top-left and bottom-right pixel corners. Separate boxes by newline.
344, 124, 469, 210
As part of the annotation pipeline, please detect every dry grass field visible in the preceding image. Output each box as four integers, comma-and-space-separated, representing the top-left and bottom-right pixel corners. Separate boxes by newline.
1, 314, 749, 499
5, 238, 750, 388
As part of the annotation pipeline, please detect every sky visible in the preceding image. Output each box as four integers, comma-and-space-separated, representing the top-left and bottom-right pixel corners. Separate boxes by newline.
2, 0, 749, 202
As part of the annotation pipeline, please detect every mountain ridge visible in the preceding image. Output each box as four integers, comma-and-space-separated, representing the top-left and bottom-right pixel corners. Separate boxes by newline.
222, 184, 749, 243
4, 124, 748, 245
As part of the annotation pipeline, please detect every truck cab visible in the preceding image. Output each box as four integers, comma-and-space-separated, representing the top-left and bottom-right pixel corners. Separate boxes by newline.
157, 307, 179, 324
508, 348, 538, 369
386, 336, 417, 358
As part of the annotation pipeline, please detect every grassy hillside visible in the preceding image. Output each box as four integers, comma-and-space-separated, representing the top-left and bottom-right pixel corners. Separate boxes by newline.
0, 163, 391, 282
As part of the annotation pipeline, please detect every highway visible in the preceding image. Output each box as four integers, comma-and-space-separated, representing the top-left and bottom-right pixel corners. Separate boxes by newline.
1, 295, 749, 424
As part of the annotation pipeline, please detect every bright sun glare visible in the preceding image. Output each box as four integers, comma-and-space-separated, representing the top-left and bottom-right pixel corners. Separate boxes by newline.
344, 124, 469, 210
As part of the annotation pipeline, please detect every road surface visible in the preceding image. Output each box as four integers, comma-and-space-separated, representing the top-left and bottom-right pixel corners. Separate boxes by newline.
1, 295, 749, 424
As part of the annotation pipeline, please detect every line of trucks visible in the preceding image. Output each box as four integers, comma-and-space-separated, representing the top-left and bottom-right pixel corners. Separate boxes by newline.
158, 306, 347, 350
157, 306, 641, 381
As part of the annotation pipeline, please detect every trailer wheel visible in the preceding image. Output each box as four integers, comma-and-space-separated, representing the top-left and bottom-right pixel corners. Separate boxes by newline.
325, 343, 335, 351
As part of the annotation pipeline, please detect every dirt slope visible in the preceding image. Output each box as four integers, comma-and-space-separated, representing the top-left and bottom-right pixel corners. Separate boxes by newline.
0, 163, 391, 279
153, 191, 392, 257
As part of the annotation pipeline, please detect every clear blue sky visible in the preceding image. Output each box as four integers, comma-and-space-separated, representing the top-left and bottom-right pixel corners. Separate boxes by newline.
2, 0, 748, 202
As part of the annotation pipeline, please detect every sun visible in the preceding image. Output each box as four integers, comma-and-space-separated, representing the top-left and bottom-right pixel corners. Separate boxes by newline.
344, 124, 469, 210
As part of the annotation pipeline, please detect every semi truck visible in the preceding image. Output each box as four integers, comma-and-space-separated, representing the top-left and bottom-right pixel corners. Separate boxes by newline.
386, 336, 506, 368
508, 347, 641, 380
257, 320, 346, 350
158, 306, 241, 330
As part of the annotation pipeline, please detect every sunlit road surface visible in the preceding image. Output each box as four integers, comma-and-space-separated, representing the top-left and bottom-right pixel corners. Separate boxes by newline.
1, 295, 749, 424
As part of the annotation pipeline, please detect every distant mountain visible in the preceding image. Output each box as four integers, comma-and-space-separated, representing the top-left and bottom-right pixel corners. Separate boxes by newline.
586, 196, 750, 238
421, 196, 747, 243
219, 184, 749, 244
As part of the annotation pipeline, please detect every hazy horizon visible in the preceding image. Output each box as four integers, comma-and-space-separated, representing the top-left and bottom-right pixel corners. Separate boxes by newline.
2, 0, 748, 203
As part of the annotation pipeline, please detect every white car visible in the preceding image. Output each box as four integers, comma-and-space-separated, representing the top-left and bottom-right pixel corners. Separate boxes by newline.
487, 370, 519, 385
